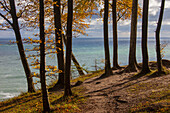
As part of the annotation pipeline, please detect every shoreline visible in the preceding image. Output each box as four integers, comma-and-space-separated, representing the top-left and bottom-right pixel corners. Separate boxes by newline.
0, 59, 169, 102
0, 59, 169, 112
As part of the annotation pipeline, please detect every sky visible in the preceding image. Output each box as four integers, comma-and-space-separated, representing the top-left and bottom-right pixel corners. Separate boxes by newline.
0, 0, 170, 39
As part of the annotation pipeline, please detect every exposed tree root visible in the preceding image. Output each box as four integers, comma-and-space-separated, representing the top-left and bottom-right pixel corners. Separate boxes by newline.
118, 65, 139, 74
112, 65, 123, 70
48, 82, 64, 92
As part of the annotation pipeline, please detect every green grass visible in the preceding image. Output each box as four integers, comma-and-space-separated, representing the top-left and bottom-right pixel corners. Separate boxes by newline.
1, 67, 169, 113
0, 87, 87, 113
128, 77, 170, 113
0, 70, 104, 113
130, 89, 170, 113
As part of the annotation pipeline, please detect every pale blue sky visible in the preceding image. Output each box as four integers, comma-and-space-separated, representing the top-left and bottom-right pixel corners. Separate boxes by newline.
0, 0, 170, 39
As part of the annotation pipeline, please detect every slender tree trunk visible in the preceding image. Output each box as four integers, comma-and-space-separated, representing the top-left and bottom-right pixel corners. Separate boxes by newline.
104, 0, 112, 76
141, 0, 151, 74
50, 34, 85, 91
53, 0, 64, 87
156, 0, 165, 75
112, 0, 120, 69
127, 0, 139, 72
71, 52, 85, 75
9, 0, 35, 92
63, 35, 85, 76
64, 0, 73, 96
39, 0, 50, 112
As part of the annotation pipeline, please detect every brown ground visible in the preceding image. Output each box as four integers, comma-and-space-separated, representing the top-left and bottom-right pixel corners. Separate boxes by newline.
78, 60, 170, 113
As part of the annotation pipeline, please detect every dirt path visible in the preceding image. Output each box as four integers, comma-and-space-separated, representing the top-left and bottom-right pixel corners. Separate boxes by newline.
79, 68, 170, 113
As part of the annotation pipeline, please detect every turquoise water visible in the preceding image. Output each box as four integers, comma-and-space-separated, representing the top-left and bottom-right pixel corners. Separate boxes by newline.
0, 37, 170, 101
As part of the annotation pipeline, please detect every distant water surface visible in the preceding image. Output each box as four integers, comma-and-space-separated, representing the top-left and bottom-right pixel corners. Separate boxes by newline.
0, 37, 170, 101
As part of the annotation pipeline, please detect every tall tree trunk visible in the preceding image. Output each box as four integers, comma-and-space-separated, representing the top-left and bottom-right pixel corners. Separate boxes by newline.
49, 34, 85, 91
63, 35, 85, 76
112, 0, 120, 69
104, 0, 112, 76
64, 0, 73, 96
126, 0, 139, 72
39, 0, 50, 112
9, 0, 35, 92
156, 0, 165, 75
141, 0, 151, 74
53, 0, 64, 88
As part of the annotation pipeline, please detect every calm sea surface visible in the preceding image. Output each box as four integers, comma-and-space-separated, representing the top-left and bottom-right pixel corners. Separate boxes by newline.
0, 37, 170, 101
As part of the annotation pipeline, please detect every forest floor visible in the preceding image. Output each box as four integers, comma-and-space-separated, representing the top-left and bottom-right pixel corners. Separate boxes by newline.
78, 60, 170, 113
0, 60, 170, 113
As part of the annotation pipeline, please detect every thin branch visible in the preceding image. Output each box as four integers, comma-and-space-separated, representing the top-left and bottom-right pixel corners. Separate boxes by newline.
0, 13, 13, 27
0, 1, 10, 13
3, 0, 10, 11
17, 2, 31, 19
17, 10, 26, 19
117, 9, 128, 22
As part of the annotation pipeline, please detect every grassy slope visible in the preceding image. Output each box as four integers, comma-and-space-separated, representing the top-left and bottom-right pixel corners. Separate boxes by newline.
0, 71, 104, 113
0, 67, 169, 112
128, 71, 170, 112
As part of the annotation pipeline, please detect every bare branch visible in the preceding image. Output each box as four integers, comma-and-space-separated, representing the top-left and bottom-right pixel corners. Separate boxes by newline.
117, 9, 128, 22
0, 1, 10, 13
3, 0, 10, 11
17, 2, 31, 19
17, 10, 26, 19
0, 13, 13, 27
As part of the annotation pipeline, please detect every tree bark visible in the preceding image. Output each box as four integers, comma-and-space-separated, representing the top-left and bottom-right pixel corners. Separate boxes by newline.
156, 0, 165, 75
112, 0, 120, 69
127, 0, 139, 72
141, 0, 151, 74
104, 0, 112, 76
64, 0, 73, 96
63, 35, 85, 76
39, 0, 50, 112
53, 0, 65, 87
9, 0, 35, 92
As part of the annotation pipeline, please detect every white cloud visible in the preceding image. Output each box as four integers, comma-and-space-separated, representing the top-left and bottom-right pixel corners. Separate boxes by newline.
119, 20, 131, 26
0, 18, 5, 23
165, 0, 170, 8
0, 0, 170, 38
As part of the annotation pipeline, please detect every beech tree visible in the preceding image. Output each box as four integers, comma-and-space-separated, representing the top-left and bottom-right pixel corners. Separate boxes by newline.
22, 0, 85, 77
103, 0, 112, 76
140, 0, 151, 74
155, 0, 165, 75
39, 0, 50, 111
64, 0, 73, 96
53, 0, 65, 88
0, 0, 35, 92
123, 0, 139, 72
111, 0, 141, 70
112, 0, 120, 69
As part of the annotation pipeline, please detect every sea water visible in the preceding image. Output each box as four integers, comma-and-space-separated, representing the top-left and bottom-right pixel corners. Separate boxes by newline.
0, 37, 170, 101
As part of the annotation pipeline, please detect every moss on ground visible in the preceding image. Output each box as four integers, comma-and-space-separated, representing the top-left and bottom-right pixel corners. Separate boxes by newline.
128, 75, 170, 113
130, 89, 170, 113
